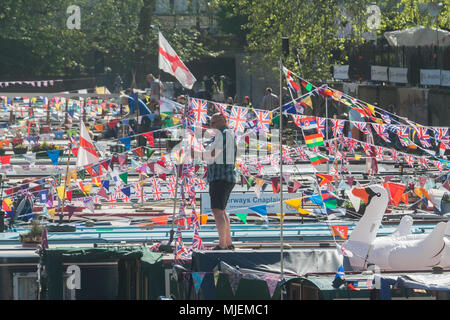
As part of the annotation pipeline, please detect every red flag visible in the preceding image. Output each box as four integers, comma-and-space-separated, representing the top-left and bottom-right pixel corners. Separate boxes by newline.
0, 155, 11, 165
383, 182, 406, 207
316, 173, 334, 186
331, 225, 349, 239
142, 132, 155, 147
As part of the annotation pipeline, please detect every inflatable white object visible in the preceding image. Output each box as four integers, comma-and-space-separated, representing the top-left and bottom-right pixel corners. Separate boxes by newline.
343, 185, 447, 271
389, 217, 450, 268
439, 223, 450, 267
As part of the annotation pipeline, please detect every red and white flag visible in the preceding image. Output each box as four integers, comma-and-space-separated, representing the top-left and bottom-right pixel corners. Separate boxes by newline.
159, 31, 196, 89
76, 121, 99, 168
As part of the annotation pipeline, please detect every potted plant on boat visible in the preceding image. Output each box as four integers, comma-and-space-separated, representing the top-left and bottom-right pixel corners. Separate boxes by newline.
19, 220, 43, 247
13, 144, 28, 155
32, 141, 59, 158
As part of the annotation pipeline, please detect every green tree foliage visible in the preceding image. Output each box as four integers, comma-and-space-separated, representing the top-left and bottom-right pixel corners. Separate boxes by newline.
222, 0, 450, 82
0, 0, 221, 79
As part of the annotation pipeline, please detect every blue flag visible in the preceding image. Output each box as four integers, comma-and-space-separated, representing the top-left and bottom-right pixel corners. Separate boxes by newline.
101, 180, 110, 191
332, 265, 345, 289
39, 190, 49, 204
119, 137, 131, 151
46, 150, 60, 166
249, 205, 268, 224
121, 186, 131, 198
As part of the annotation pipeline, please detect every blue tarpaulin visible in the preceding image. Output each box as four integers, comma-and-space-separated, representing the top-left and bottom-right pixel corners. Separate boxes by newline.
128, 93, 152, 116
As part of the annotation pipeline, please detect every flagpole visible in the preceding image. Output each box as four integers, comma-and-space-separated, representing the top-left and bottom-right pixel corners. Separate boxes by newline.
59, 124, 72, 223
326, 97, 329, 173
279, 56, 285, 301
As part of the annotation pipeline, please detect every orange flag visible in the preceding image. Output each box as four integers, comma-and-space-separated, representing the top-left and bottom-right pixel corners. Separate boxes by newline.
383, 182, 406, 207
331, 225, 349, 239
150, 216, 169, 225
94, 124, 104, 132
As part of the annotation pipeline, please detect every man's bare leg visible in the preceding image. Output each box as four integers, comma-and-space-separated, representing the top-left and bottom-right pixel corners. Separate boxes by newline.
212, 208, 233, 248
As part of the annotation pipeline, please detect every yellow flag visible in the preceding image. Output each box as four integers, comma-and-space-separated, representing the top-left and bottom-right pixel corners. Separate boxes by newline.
297, 208, 311, 215
285, 198, 302, 210
366, 104, 376, 116
256, 179, 266, 187
303, 96, 313, 108
2, 198, 12, 211
57, 186, 65, 200
48, 208, 56, 219
66, 170, 77, 185
83, 183, 92, 196
92, 177, 101, 187
354, 154, 361, 160
276, 213, 285, 222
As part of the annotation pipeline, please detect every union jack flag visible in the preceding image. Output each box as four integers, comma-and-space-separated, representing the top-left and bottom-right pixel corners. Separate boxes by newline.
331, 119, 345, 137
191, 230, 204, 251
361, 142, 372, 156
294, 147, 308, 161
190, 98, 208, 124
381, 113, 392, 124
167, 180, 177, 198
196, 178, 207, 191
291, 114, 303, 128
416, 127, 432, 148
283, 150, 294, 165
326, 141, 336, 155
371, 123, 391, 143
316, 117, 327, 137
440, 139, 450, 156
228, 106, 248, 132
353, 121, 369, 134
346, 138, 359, 153
390, 150, 400, 162
214, 102, 230, 120
240, 163, 250, 176
419, 157, 430, 168
404, 154, 415, 167
175, 231, 191, 263
254, 160, 263, 174
397, 126, 411, 147
433, 160, 443, 171
150, 178, 162, 200
375, 146, 385, 160
255, 110, 271, 132
435, 128, 449, 141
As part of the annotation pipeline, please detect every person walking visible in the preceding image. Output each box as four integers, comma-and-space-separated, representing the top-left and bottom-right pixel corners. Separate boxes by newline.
261, 87, 279, 110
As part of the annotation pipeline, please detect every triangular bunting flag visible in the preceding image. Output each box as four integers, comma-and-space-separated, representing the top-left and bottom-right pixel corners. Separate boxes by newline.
46, 150, 60, 166
234, 213, 248, 224
119, 172, 128, 184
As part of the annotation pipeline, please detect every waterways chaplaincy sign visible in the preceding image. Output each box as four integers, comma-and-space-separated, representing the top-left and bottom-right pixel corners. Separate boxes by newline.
200, 192, 302, 215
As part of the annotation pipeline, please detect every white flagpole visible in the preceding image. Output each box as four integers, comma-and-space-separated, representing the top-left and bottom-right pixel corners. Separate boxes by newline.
279, 57, 284, 301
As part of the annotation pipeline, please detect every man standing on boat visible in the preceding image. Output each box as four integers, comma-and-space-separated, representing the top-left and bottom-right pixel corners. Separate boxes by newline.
203, 113, 238, 250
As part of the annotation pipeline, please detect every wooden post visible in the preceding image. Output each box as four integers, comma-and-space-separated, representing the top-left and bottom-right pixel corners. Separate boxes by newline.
64, 98, 68, 125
